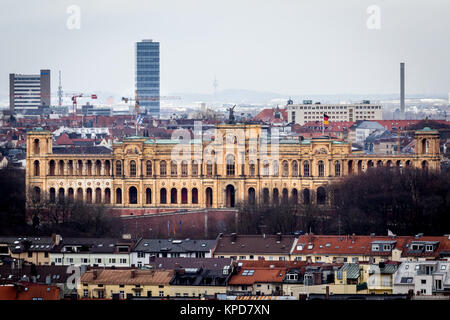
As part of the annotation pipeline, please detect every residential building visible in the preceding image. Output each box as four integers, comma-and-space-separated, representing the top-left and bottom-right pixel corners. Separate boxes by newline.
286, 100, 382, 125
131, 239, 216, 267
393, 261, 450, 295
50, 237, 134, 268
78, 269, 173, 299
169, 266, 232, 298
136, 39, 160, 117
0, 236, 57, 265
213, 234, 297, 261
9, 69, 51, 115
0, 283, 61, 300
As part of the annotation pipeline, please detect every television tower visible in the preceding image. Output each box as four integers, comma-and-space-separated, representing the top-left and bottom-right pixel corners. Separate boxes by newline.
213, 76, 218, 101
58, 70, 63, 107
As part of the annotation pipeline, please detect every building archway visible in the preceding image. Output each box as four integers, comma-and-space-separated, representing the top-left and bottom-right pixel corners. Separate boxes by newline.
146, 188, 152, 204
273, 188, 279, 205
116, 188, 122, 204
95, 188, 102, 203
160, 188, 167, 204
171, 188, 178, 204
303, 188, 310, 205
291, 188, 298, 204
192, 188, 198, 204
181, 188, 188, 204
317, 187, 326, 205
129, 186, 138, 204
104, 188, 111, 204
263, 188, 270, 205
282, 188, 289, 204
205, 187, 213, 207
248, 187, 256, 205
226, 185, 235, 207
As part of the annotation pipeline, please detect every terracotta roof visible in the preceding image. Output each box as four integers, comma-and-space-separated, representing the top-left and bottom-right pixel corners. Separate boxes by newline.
0, 283, 60, 300
214, 234, 296, 255
228, 266, 287, 285
55, 133, 73, 145
80, 269, 173, 285
253, 108, 287, 123
292, 234, 410, 256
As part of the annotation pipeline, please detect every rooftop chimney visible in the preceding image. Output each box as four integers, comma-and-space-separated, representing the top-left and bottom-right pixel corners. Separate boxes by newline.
93, 270, 97, 280
131, 270, 136, 278
276, 233, 282, 242
231, 233, 237, 243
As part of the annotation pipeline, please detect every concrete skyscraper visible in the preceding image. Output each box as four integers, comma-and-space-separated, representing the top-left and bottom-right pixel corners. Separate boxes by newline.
136, 39, 160, 118
9, 69, 50, 115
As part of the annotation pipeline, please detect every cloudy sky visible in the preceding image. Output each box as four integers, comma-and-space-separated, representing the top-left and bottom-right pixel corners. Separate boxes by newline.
1, 0, 449, 98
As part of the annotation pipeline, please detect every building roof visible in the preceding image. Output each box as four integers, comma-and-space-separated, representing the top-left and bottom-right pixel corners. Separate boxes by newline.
228, 267, 287, 285
52, 146, 112, 154
214, 234, 296, 255
292, 234, 410, 256
52, 237, 134, 254
147, 257, 232, 271
133, 238, 216, 254
80, 269, 173, 285
0, 236, 54, 253
0, 265, 71, 284
0, 283, 60, 300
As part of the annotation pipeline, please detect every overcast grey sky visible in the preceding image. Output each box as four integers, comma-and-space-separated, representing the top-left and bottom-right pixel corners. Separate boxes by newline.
1, 0, 449, 97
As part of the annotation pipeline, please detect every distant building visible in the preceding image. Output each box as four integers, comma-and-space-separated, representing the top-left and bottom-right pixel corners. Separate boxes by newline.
9, 69, 51, 115
136, 39, 160, 118
286, 100, 382, 125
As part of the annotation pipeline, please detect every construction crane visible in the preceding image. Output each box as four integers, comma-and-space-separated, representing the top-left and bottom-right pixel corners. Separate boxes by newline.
121, 90, 142, 135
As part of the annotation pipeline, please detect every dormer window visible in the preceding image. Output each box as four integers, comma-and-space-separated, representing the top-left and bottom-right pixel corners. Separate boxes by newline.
383, 244, 391, 251
425, 245, 433, 252
296, 245, 304, 251
372, 244, 379, 251
307, 244, 314, 250
286, 273, 298, 281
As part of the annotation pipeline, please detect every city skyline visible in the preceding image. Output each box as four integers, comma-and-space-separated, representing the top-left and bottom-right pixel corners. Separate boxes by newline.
0, 0, 449, 99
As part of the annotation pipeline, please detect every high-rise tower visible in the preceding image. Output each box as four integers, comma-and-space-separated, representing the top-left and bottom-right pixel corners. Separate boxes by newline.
136, 39, 160, 118
400, 62, 405, 114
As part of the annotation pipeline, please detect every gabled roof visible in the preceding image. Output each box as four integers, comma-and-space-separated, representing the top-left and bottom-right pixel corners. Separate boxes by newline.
214, 234, 296, 255
228, 266, 287, 285
80, 269, 173, 285
147, 257, 232, 271
133, 238, 216, 253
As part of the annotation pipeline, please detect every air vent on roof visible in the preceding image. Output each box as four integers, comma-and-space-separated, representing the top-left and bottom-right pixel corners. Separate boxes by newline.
172, 240, 182, 244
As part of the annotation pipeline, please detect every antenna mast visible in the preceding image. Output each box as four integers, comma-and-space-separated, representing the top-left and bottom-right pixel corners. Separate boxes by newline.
58, 71, 63, 107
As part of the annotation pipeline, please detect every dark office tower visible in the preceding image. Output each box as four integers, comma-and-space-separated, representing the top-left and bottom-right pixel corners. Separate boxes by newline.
136, 39, 160, 118
9, 69, 51, 115
400, 62, 405, 114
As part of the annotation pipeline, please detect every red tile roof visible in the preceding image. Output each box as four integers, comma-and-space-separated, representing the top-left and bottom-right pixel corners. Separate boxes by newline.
253, 108, 287, 123
228, 267, 287, 285
0, 283, 60, 300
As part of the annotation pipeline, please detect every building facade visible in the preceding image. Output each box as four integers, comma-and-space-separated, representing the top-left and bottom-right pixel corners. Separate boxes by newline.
136, 39, 160, 117
287, 100, 382, 125
9, 69, 51, 115
26, 124, 440, 211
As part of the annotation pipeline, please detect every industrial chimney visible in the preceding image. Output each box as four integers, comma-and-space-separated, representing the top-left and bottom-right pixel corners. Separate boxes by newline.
400, 62, 405, 114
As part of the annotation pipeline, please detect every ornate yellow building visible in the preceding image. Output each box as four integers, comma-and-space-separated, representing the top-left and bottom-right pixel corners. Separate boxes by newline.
25, 124, 440, 209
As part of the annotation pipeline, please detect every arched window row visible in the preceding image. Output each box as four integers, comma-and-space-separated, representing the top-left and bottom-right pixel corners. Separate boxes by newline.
47, 159, 112, 177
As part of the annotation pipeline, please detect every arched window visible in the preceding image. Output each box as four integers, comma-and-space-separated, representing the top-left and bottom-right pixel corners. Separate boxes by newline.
282, 188, 289, 203
116, 188, 122, 204
318, 161, 324, 177
33, 187, 41, 203
205, 187, 213, 207
282, 161, 289, 177
263, 188, 270, 204
226, 154, 235, 176
49, 188, 56, 203
86, 188, 92, 203
317, 187, 326, 205
58, 160, 65, 175
87, 160, 92, 176
77, 160, 83, 176
191, 161, 198, 176
249, 161, 256, 177
33, 160, 40, 176
181, 161, 188, 177
129, 160, 137, 177
95, 188, 102, 203
335, 161, 341, 177
170, 188, 177, 204
303, 188, 310, 205
206, 160, 213, 176
160, 161, 167, 176
68, 188, 74, 201
272, 160, 279, 176
422, 160, 428, 171
104, 188, 111, 204
181, 188, 188, 204
248, 187, 256, 205
33, 139, 40, 154
263, 160, 269, 176
58, 188, 65, 203
422, 139, 428, 154
68, 160, 74, 175
303, 161, 310, 177
171, 161, 177, 176
129, 187, 138, 204
146, 188, 152, 204
292, 161, 298, 177
95, 160, 102, 176
146, 160, 152, 176
116, 161, 122, 176
160, 188, 167, 204
291, 189, 298, 204
77, 188, 83, 201
273, 188, 279, 204
104, 160, 111, 176
192, 188, 198, 204
49, 160, 55, 176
